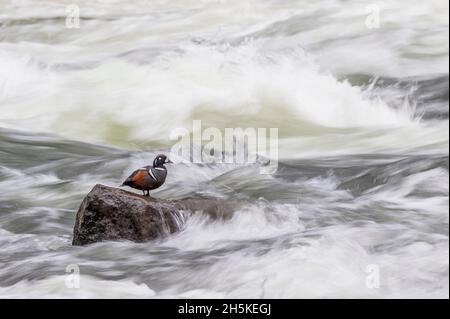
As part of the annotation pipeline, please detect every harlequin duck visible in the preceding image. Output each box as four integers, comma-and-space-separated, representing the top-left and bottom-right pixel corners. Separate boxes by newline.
121, 154, 172, 196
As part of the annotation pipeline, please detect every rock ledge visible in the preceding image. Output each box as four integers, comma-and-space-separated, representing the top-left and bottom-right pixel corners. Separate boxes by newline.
72, 184, 237, 246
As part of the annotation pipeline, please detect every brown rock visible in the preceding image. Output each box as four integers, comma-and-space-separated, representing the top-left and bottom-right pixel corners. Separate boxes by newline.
72, 184, 238, 246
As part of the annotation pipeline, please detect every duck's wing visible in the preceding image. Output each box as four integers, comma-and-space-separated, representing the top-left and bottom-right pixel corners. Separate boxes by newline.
121, 166, 152, 186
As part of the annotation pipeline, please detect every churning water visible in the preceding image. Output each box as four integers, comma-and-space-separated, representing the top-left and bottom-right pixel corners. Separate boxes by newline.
0, 0, 448, 298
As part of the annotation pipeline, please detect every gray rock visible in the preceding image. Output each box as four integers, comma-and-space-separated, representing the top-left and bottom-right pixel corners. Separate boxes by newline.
72, 184, 238, 246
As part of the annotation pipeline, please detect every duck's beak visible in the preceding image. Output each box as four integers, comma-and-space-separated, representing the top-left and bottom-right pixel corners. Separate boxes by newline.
165, 159, 173, 164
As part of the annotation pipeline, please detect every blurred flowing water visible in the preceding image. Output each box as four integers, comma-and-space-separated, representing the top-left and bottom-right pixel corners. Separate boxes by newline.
0, 0, 448, 298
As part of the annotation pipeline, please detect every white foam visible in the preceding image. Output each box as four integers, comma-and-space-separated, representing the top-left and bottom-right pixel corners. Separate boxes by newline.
0, 275, 156, 299
0, 43, 436, 154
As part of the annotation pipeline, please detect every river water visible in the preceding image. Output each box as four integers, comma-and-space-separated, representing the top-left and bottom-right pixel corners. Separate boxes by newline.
0, 0, 448, 298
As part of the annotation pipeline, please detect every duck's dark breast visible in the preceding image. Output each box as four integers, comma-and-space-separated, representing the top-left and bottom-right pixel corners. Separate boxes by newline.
152, 167, 167, 185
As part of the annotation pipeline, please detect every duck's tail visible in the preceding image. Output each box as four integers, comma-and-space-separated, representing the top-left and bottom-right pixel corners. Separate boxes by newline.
120, 179, 130, 187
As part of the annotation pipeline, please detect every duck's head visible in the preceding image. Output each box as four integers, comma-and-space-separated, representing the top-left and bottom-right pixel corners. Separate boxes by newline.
153, 154, 172, 167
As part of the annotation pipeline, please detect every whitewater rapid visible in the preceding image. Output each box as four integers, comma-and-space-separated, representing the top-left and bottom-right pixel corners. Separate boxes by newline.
0, 0, 448, 298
